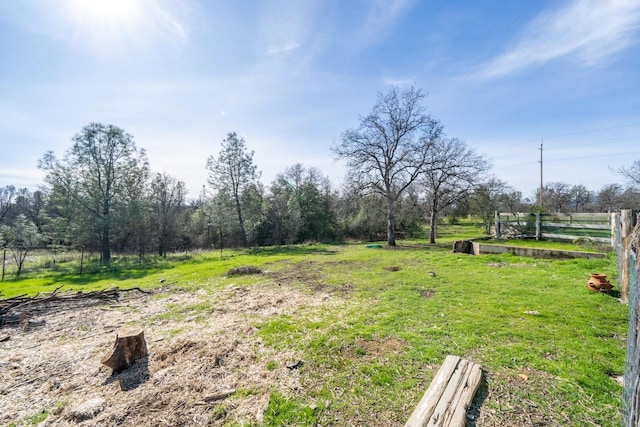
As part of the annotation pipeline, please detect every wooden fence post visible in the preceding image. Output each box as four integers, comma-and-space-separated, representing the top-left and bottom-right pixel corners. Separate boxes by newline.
535, 212, 541, 240
620, 210, 633, 303
611, 213, 618, 249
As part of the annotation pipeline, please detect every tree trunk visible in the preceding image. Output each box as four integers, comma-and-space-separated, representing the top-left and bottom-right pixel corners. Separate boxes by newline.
429, 206, 438, 244
234, 194, 248, 248
386, 195, 396, 246
101, 210, 110, 265
101, 327, 148, 373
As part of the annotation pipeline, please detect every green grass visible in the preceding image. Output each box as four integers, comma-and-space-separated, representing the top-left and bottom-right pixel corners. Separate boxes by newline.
254, 245, 625, 425
0, 245, 338, 298
263, 391, 319, 425
0, 227, 628, 426
6, 408, 50, 426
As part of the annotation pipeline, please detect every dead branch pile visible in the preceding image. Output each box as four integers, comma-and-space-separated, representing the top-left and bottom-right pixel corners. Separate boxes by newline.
226, 266, 263, 276
0, 287, 150, 328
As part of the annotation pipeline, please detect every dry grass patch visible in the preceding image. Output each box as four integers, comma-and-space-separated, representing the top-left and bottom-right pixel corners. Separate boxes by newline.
0, 282, 337, 426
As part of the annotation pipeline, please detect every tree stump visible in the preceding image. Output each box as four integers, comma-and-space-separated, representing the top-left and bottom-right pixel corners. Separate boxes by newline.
452, 240, 474, 254
101, 327, 148, 372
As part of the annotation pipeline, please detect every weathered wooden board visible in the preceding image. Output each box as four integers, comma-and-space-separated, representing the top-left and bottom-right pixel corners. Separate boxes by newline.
405, 355, 482, 427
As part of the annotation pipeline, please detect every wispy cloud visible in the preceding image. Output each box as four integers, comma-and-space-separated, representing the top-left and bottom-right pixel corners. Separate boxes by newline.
265, 41, 302, 56
357, 0, 414, 44
259, 2, 318, 56
475, 0, 640, 79
383, 77, 414, 87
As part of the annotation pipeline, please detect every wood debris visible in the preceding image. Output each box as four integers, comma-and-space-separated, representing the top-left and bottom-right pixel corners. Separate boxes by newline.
0, 286, 150, 329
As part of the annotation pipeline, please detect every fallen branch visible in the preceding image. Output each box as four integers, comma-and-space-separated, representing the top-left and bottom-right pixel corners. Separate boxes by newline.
203, 389, 237, 402
119, 287, 152, 294
0, 287, 151, 328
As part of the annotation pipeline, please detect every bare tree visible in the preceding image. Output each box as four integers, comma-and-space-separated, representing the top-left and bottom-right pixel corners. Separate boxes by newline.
597, 183, 623, 212
334, 86, 442, 246
0, 214, 41, 276
39, 123, 149, 264
503, 190, 525, 214
569, 184, 592, 212
541, 182, 571, 213
207, 132, 259, 248
618, 160, 640, 187
421, 137, 489, 243
618, 187, 640, 209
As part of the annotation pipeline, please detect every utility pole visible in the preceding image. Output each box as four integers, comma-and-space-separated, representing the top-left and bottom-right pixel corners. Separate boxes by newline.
538, 141, 543, 209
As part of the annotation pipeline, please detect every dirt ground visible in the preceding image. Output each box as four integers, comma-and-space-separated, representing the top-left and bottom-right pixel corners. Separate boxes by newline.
0, 281, 338, 427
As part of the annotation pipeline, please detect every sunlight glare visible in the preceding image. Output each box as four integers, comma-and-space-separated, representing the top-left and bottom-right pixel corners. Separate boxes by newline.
63, 0, 145, 53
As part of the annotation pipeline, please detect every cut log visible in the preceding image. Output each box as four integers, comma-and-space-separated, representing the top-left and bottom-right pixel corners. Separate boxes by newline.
452, 240, 474, 255
405, 355, 482, 427
101, 327, 148, 372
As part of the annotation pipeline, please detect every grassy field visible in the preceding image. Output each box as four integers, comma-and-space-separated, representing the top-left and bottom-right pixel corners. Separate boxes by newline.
0, 223, 628, 426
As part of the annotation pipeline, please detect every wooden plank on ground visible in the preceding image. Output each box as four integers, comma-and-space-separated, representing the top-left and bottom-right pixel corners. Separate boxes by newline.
405, 355, 482, 427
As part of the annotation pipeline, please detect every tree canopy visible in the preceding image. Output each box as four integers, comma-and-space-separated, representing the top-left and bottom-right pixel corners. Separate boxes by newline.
206, 132, 260, 248
334, 86, 442, 246
38, 123, 149, 264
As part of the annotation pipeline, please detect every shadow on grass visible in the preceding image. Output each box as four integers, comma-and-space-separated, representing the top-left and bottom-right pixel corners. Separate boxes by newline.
243, 243, 343, 258
2, 244, 343, 290
607, 289, 621, 299
466, 371, 489, 427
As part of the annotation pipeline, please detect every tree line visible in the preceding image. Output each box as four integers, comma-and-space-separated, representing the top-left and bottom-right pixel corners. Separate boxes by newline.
1, 86, 638, 271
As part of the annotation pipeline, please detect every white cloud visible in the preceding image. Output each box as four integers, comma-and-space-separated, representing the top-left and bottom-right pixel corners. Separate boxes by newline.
475, 0, 640, 79
265, 41, 302, 56
383, 77, 414, 87
357, 0, 415, 44
259, 1, 318, 56
0, 168, 46, 190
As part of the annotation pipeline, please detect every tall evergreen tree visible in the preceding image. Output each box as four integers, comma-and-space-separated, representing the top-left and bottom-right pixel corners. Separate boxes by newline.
39, 123, 149, 264
206, 132, 259, 248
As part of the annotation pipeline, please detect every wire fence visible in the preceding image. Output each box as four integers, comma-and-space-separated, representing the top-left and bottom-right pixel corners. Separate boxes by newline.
621, 211, 640, 427
495, 212, 613, 247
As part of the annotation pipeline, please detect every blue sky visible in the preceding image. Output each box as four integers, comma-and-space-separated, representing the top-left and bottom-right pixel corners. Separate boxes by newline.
1, 0, 639, 200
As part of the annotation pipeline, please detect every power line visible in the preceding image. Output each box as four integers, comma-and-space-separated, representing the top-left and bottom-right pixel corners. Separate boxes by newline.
541, 122, 640, 141
543, 135, 640, 150
499, 122, 640, 149
546, 151, 640, 163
